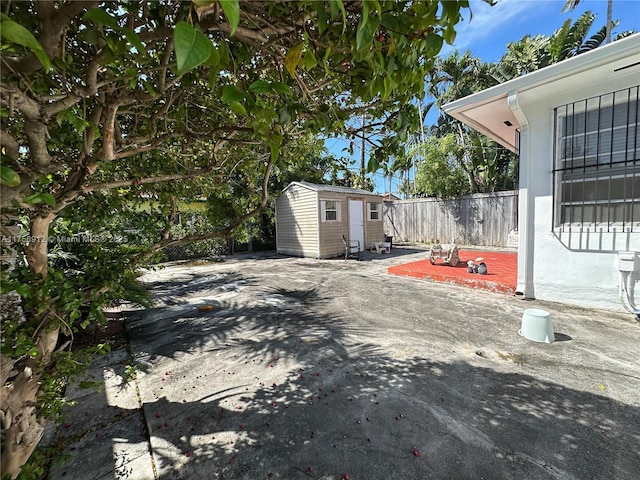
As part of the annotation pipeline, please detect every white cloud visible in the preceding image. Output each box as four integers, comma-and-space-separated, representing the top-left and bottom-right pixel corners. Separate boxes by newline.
441, 0, 555, 56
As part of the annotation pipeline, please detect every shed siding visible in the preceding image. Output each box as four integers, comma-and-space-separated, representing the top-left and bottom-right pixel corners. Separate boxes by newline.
276, 186, 319, 257
317, 194, 386, 258
364, 200, 385, 247
318, 194, 348, 258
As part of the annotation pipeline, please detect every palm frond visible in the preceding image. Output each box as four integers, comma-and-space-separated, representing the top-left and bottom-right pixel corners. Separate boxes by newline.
614, 30, 636, 41
561, 0, 581, 13
577, 25, 607, 55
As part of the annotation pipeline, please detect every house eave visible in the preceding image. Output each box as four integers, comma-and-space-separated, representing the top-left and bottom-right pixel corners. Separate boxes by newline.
442, 33, 640, 150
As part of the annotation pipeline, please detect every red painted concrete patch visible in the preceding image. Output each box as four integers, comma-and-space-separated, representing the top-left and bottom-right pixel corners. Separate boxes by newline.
388, 250, 517, 294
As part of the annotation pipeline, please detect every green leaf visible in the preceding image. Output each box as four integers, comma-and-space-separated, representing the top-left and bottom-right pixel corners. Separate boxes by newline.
356, 18, 380, 50
442, 26, 457, 46
271, 82, 292, 95
382, 75, 391, 100
304, 49, 317, 70
278, 108, 292, 125
221, 84, 246, 103
219, 0, 240, 36
229, 101, 247, 115
270, 133, 283, 163
204, 46, 221, 67
356, 15, 379, 51
123, 27, 145, 52
360, 0, 370, 31
173, 21, 213, 75
329, 0, 347, 32
143, 81, 157, 96
323, 46, 332, 75
0, 20, 50, 71
440, 1, 462, 27
23, 192, 55, 207
316, 4, 329, 35
0, 165, 21, 187
380, 13, 399, 31
41, 193, 56, 207
83, 8, 119, 29
285, 42, 304, 78
248, 80, 272, 94
424, 33, 444, 58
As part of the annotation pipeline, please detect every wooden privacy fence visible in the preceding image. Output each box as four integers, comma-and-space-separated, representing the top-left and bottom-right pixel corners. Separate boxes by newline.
383, 191, 518, 247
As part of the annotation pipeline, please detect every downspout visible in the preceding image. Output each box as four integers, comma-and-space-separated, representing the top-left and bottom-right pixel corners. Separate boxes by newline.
618, 252, 640, 320
619, 272, 640, 319
508, 91, 535, 298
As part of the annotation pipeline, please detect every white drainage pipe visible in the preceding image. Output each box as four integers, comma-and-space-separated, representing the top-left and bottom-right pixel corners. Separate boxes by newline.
619, 271, 640, 320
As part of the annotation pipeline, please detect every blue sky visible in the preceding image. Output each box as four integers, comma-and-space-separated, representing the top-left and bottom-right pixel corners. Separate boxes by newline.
325, 0, 640, 195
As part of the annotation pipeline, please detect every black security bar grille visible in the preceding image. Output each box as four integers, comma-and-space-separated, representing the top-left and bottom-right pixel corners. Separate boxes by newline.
553, 85, 640, 232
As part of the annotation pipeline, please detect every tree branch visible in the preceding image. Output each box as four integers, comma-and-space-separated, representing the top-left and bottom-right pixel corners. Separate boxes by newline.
81, 167, 219, 195
127, 154, 275, 267
0, 128, 20, 160
0, 1, 97, 75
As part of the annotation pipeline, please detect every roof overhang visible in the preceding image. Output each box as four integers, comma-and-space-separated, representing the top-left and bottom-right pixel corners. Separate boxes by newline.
443, 34, 640, 152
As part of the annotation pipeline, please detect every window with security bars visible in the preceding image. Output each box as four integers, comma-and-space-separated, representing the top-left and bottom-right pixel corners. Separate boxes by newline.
553, 86, 640, 231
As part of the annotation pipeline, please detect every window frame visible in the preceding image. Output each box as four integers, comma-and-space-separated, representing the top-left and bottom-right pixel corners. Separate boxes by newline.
553, 86, 640, 232
367, 202, 382, 221
320, 199, 341, 223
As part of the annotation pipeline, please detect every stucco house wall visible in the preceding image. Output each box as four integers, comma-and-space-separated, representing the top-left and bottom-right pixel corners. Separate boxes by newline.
276, 182, 384, 259
444, 34, 640, 313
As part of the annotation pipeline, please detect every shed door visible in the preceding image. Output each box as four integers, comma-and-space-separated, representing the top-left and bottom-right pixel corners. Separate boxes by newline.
348, 199, 364, 252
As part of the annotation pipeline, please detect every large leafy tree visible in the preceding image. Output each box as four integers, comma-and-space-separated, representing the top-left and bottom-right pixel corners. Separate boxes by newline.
0, 1, 481, 476
418, 50, 514, 197
415, 133, 467, 198
562, 0, 612, 43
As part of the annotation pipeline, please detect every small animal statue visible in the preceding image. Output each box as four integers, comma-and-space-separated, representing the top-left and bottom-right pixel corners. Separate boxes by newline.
467, 257, 488, 274
467, 260, 475, 273
477, 262, 488, 275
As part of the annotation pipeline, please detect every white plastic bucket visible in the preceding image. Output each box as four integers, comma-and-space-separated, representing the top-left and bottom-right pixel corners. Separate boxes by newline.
519, 309, 554, 343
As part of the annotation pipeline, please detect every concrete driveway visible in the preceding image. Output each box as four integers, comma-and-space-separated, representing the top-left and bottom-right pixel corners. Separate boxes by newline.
49, 248, 640, 480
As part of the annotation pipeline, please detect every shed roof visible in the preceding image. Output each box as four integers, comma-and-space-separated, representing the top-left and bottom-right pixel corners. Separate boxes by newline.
442, 33, 640, 152
284, 181, 381, 197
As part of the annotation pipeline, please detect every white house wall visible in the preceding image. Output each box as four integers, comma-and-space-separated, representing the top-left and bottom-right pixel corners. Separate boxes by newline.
517, 70, 639, 312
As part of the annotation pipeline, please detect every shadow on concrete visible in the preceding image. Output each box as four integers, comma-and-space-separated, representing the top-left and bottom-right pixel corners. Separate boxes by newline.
128, 269, 638, 480
50, 262, 639, 480
554, 333, 573, 342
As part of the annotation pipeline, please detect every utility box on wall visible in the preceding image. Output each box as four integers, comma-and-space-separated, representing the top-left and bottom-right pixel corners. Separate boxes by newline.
618, 252, 638, 273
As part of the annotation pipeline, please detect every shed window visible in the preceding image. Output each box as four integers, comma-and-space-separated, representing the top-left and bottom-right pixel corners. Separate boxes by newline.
321, 200, 341, 222
553, 86, 640, 232
368, 202, 381, 221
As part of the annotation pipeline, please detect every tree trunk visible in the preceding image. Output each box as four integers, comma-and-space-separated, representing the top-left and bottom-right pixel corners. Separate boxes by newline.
1, 211, 58, 479
0, 366, 46, 479
24, 213, 54, 277
606, 0, 612, 44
